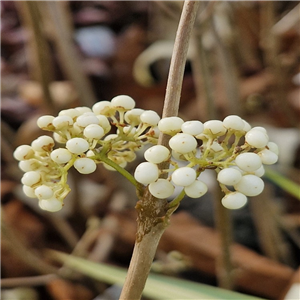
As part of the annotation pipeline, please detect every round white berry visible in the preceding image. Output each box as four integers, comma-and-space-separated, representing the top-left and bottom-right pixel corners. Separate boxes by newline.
217, 168, 242, 186
104, 134, 118, 141
13, 145, 35, 161
204, 120, 226, 136
267, 142, 279, 155
53, 115, 73, 129
111, 95, 135, 110
252, 126, 267, 133
210, 141, 223, 153
221, 192, 247, 209
158, 117, 184, 135
235, 153, 262, 172
39, 197, 63, 212
245, 129, 269, 148
31, 136, 54, 152
21, 171, 41, 187
184, 180, 208, 198
140, 110, 161, 126
134, 162, 159, 184
144, 145, 170, 164
171, 167, 197, 187
149, 179, 174, 199
37, 115, 55, 130
96, 115, 111, 133
169, 133, 197, 154
59, 108, 80, 119
181, 120, 204, 136
74, 157, 97, 174
171, 150, 187, 161
22, 185, 37, 198
76, 113, 99, 127
234, 174, 264, 197
84, 124, 105, 139
53, 132, 67, 144
66, 138, 89, 154
124, 108, 144, 126
75, 106, 92, 114
19, 159, 40, 172
254, 165, 265, 177
35, 185, 54, 200
257, 149, 278, 165
92, 101, 112, 115
223, 115, 244, 131
51, 148, 72, 164
242, 120, 252, 132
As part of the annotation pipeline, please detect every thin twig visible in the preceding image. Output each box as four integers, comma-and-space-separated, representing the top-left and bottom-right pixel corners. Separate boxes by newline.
1, 274, 57, 288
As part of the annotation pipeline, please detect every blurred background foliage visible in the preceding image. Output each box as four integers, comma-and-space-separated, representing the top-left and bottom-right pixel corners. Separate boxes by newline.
1, 1, 300, 300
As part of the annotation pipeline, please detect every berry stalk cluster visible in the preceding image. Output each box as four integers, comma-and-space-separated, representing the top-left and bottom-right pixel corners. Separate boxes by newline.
14, 95, 278, 212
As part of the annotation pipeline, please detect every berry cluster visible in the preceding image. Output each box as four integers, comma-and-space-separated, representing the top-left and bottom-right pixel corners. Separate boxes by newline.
134, 115, 279, 209
14, 95, 161, 211
14, 95, 279, 212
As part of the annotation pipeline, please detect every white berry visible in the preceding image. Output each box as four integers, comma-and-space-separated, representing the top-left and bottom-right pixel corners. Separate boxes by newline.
140, 110, 161, 126
223, 115, 244, 131
37, 115, 55, 129
111, 95, 135, 110
169, 133, 197, 154
35, 185, 54, 200
184, 180, 208, 198
181, 120, 204, 136
267, 142, 279, 155
158, 117, 184, 135
235, 153, 262, 172
149, 179, 174, 199
245, 129, 269, 148
74, 158, 97, 174
19, 159, 40, 172
53, 115, 73, 129
39, 197, 63, 212
257, 149, 278, 165
22, 185, 37, 198
134, 162, 159, 184
171, 167, 197, 187
76, 113, 99, 127
204, 120, 226, 136
234, 175, 264, 197
13, 145, 35, 161
66, 138, 89, 154
31, 135, 54, 152
217, 168, 242, 186
51, 148, 72, 164
92, 101, 112, 115
84, 124, 105, 139
21, 171, 41, 187
144, 145, 170, 164
124, 108, 144, 126
221, 192, 247, 209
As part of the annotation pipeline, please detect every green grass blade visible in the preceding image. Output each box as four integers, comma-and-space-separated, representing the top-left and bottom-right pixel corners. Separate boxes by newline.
49, 250, 265, 300
265, 168, 300, 200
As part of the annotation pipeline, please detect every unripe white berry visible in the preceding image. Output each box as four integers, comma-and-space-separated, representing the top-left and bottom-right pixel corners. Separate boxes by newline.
169, 133, 197, 154
96, 115, 111, 133
223, 115, 244, 131
158, 117, 184, 135
221, 192, 247, 209
19, 159, 40, 172
181, 120, 204, 136
140, 110, 161, 126
235, 153, 262, 172
51, 148, 72, 164
144, 145, 170, 164
75, 106, 92, 114
204, 120, 226, 136
59, 108, 80, 119
13, 145, 35, 161
22, 185, 37, 198
37, 115, 55, 130
111, 95, 135, 110
21, 171, 41, 186
234, 174, 264, 197
35, 185, 54, 199
84, 124, 105, 139
92, 101, 112, 115
149, 179, 174, 199
245, 129, 269, 148
31, 135, 54, 152
124, 108, 144, 126
53, 115, 73, 129
53, 132, 67, 144
242, 120, 252, 132
257, 149, 278, 165
217, 168, 242, 186
210, 141, 223, 153
39, 197, 63, 212
76, 113, 99, 127
171, 167, 197, 187
252, 126, 267, 133
254, 165, 265, 177
134, 162, 159, 184
74, 158, 97, 174
104, 134, 118, 141
66, 138, 89, 154
267, 142, 279, 155
184, 180, 208, 198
